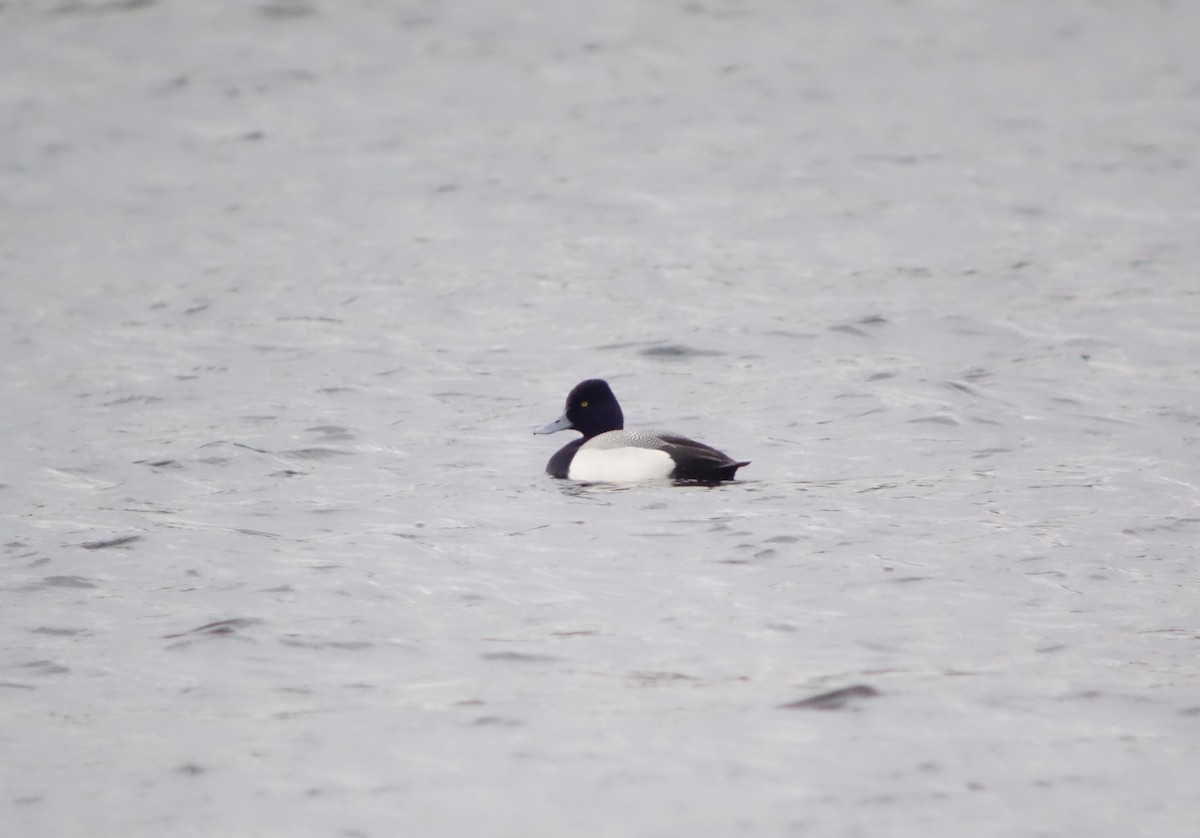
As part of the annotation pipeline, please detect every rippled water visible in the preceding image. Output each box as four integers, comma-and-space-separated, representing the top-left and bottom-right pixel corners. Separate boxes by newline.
3, 1, 1199, 836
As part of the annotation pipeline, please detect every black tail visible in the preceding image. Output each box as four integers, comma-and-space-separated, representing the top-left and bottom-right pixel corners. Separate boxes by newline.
674, 459, 749, 482
715, 460, 751, 481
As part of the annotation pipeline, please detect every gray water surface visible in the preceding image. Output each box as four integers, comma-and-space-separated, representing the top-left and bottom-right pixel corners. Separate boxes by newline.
3, 1, 1199, 836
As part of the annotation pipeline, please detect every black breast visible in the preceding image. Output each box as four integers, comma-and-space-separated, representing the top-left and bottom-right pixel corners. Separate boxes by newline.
545, 439, 585, 478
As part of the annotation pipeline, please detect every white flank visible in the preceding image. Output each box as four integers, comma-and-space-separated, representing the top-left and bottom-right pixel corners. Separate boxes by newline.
568, 446, 675, 482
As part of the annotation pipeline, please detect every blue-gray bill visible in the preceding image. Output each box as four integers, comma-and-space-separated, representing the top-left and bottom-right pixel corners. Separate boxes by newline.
534, 414, 572, 435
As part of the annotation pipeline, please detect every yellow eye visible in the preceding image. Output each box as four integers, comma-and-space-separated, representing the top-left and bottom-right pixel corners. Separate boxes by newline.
580, 401, 588, 407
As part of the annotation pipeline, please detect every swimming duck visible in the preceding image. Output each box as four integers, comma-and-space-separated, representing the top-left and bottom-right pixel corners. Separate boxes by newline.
534, 379, 749, 482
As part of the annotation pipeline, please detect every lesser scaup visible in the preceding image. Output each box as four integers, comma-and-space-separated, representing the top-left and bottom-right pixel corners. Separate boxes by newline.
534, 379, 749, 482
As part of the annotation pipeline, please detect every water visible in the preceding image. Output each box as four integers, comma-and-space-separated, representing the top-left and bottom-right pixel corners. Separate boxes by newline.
3, 1, 1199, 836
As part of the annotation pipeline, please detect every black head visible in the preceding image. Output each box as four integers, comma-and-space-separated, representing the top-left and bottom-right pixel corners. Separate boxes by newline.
535, 378, 624, 440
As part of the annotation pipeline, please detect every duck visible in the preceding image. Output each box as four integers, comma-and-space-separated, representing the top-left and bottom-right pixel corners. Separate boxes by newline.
534, 379, 749, 482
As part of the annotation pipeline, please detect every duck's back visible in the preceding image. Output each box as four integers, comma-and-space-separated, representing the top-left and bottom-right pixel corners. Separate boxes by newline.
575, 430, 749, 482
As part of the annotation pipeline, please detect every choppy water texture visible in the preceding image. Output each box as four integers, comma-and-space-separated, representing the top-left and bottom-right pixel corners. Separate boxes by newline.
3, 1, 1199, 836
